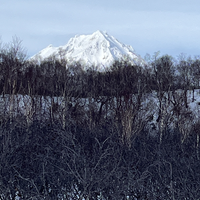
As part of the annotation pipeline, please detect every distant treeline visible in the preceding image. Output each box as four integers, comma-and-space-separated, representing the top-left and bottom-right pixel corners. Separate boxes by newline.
1, 38, 200, 199
1, 47, 200, 98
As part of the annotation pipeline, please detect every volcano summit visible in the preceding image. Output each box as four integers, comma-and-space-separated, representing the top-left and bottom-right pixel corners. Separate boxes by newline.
31, 30, 145, 70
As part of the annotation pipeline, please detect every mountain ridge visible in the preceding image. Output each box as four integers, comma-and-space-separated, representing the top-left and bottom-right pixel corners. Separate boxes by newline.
30, 30, 145, 70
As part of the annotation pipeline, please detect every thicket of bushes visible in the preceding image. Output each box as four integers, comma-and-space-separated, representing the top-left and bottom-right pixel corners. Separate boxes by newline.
1, 118, 200, 199
0, 38, 200, 199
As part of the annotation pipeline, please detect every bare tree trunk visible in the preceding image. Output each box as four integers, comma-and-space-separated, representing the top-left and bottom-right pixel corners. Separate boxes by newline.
197, 133, 199, 160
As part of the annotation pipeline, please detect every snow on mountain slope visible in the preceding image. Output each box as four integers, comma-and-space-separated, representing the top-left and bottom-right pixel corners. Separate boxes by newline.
31, 30, 145, 70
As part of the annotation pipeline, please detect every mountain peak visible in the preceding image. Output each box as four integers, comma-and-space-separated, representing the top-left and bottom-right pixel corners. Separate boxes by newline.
92, 30, 106, 35
31, 31, 145, 70
93, 30, 104, 35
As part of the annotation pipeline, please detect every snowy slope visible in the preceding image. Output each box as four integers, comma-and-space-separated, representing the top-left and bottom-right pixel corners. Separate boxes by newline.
30, 30, 145, 70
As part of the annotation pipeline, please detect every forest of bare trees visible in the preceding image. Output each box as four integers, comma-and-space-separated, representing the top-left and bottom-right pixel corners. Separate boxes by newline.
0, 38, 200, 199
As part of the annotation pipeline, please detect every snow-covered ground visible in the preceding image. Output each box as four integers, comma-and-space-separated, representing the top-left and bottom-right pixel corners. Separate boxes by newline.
0, 89, 200, 137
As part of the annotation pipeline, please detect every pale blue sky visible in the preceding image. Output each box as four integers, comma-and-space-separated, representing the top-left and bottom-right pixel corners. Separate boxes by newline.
1, 0, 200, 58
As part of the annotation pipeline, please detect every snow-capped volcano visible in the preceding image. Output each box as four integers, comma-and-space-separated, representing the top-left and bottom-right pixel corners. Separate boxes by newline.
31, 30, 145, 70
